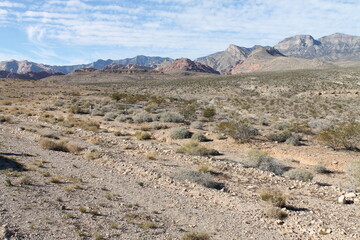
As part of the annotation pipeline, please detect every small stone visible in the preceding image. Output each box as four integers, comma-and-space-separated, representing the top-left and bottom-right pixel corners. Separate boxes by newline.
338, 195, 346, 204
345, 192, 356, 199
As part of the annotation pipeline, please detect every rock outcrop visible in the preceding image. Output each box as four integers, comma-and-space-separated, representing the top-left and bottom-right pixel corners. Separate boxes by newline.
154, 58, 220, 74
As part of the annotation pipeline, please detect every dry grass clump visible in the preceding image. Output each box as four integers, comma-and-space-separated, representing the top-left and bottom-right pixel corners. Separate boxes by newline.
259, 188, 287, 208
175, 170, 225, 190
243, 150, 287, 175
84, 151, 101, 160
39, 139, 82, 154
283, 168, 314, 182
176, 142, 219, 156
263, 207, 288, 220
39, 139, 69, 152
159, 112, 184, 123
181, 232, 210, 240
134, 131, 152, 140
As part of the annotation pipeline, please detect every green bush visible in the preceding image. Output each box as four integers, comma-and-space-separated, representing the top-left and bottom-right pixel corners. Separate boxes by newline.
317, 121, 360, 150
217, 120, 259, 143
202, 107, 216, 118
159, 112, 184, 123
243, 150, 286, 175
170, 127, 192, 139
178, 100, 198, 120
283, 168, 313, 182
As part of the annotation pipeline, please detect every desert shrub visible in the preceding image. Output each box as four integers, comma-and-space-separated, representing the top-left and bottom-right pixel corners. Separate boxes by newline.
259, 188, 287, 207
68, 105, 89, 114
159, 112, 184, 123
347, 159, 360, 190
40, 131, 60, 140
285, 134, 301, 146
312, 165, 332, 174
66, 142, 84, 154
134, 131, 152, 140
176, 170, 224, 190
150, 122, 168, 130
283, 169, 313, 182
308, 119, 332, 133
116, 114, 133, 123
191, 132, 208, 142
202, 107, 216, 118
190, 121, 203, 130
263, 207, 288, 220
103, 112, 117, 121
39, 139, 69, 152
111, 92, 128, 102
243, 150, 287, 175
176, 141, 219, 156
317, 120, 360, 150
79, 121, 100, 132
133, 111, 154, 123
178, 100, 198, 120
91, 108, 105, 116
85, 151, 101, 160
217, 120, 259, 143
170, 127, 192, 139
289, 121, 312, 135
181, 232, 210, 240
197, 163, 210, 173
266, 130, 293, 143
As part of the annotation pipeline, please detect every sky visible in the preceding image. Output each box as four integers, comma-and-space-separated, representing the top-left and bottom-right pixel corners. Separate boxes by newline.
0, 0, 359, 66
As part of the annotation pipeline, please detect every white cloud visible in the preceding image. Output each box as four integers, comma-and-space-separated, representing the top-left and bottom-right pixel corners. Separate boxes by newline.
0, 1, 24, 8
1, 0, 360, 63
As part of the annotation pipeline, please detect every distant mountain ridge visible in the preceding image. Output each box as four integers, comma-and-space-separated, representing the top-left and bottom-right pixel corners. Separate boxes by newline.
154, 58, 220, 74
274, 33, 360, 61
0, 33, 359, 77
0, 56, 173, 74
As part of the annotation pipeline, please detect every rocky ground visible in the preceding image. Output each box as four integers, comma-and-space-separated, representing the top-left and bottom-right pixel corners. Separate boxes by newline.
1, 72, 360, 239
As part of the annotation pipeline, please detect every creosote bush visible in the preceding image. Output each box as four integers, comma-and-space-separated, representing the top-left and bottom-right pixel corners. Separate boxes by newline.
317, 120, 360, 151
202, 107, 216, 118
283, 168, 313, 182
217, 120, 259, 143
243, 150, 287, 175
170, 127, 192, 139
159, 112, 184, 123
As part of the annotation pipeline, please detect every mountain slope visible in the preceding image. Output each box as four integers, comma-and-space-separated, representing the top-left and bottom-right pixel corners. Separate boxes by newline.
275, 33, 360, 61
230, 47, 335, 74
196, 45, 253, 74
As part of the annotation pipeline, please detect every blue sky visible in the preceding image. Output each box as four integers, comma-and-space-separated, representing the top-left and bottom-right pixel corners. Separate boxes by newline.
0, 0, 359, 65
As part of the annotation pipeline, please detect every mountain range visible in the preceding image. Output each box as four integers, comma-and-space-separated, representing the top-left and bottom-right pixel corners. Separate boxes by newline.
0, 33, 359, 78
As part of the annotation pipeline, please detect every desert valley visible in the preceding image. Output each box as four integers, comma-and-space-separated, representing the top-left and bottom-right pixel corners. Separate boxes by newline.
1, 33, 360, 240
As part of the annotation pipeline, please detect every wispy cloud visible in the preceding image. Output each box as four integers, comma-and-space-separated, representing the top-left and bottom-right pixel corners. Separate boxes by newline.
0, 0, 359, 64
